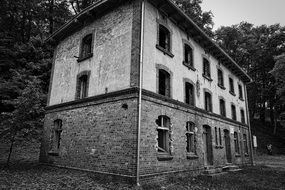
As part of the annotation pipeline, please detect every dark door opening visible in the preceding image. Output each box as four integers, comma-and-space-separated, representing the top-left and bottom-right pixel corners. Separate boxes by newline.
203, 125, 213, 166
224, 129, 232, 163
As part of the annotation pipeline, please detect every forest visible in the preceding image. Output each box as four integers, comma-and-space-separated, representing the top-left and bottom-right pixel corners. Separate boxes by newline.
0, 0, 285, 164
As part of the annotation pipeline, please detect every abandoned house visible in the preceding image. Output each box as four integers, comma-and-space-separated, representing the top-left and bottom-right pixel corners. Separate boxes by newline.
40, 0, 253, 184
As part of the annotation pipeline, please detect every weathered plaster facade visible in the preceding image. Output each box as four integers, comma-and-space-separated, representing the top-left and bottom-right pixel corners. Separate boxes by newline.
41, 0, 253, 184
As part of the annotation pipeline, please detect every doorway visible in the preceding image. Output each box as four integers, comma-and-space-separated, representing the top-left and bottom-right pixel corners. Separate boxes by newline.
203, 125, 213, 166
224, 129, 232, 163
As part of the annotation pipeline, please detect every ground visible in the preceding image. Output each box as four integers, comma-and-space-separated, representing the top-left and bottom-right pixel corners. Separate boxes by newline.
1, 141, 285, 189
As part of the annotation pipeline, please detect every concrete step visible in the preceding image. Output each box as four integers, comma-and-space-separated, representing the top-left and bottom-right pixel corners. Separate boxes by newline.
203, 167, 223, 174
222, 165, 239, 172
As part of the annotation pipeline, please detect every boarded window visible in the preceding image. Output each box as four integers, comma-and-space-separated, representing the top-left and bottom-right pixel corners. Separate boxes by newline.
184, 44, 193, 67
49, 119, 62, 155
158, 69, 171, 97
158, 25, 171, 52
203, 58, 211, 78
220, 98, 226, 117
231, 104, 237, 120
156, 115, 170, 153
234, 132, 240, 154
186, 122, 196, 154
185, 82, 195, 106
218, 69, 224, 87
80, 34, 93, 58
229, 77, 235, 94
204, 91, 212, 112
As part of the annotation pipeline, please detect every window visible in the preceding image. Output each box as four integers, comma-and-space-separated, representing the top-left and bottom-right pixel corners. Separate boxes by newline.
158, 25, 171, 52
219, 128, 222, 146
229, 77, 235, 95
215, 127, 218, 145
203, 58, 211, 79
76, 71, 90, 99
79, 34, 93, 61
238, 84, 244, 100
231, 104, 237, 120
219, 98, 226, 117
49, 119, 63, 155
243, 134, 249, 155
185, 82, 195, 106
186, 122, 196, 154
158, 69, 171, 97
234, 132, 240, 154
204, 91, 212, 112
217, 69, 224, 88
240, 109, 245, 124
156, 115, 171, 154
183, 44, 194, 68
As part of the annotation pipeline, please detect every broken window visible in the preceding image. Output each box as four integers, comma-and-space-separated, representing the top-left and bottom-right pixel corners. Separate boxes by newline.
220, 98, 226, 117
234, 132, 240, 154
238, 84, 243, 100
76, 71, 90, 99
158, 25, 171, 52
204, 91, 212, 112
80, 34, 93, 59
156, 115, 171, 153
240, 109, 245, 124
185, 82, 195, 106
184, 44, 193, 67
49, 119, 62, 156
231, 104, 236, 120
186, 121, 196, 154
203, 58, 211, 78
217, 69, 224, 87
243, 134, 248, 155
158, 69, 171, 97
229, 77, 235, 94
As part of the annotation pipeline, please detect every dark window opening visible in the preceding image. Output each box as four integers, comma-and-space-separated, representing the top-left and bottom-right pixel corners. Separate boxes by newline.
49, 119, 63, 155
220, 98, 226, 117
158, 69, 171, 97
184, 44, 193, 67
215, 127, 218, 145
241, 109, 245, 124
238, 84, 243, 99
80, 34, 93, 59
234, 132, 240, 154
203, 58, 211, 78
78, 75, 88, 99
156, 115, 170, 153
243, 134, 248, 155
231, 104, 237, 120
186, 122, 196, 154
204, 91, 212, 112
218, 69, 224, 87
185, 82, 195, 106
219, 128, 222, 145
158, 25, 171, 52
229, 77, 235, 94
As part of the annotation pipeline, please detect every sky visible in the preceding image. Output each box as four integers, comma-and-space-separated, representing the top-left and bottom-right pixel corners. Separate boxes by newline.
200, 0, 285, 30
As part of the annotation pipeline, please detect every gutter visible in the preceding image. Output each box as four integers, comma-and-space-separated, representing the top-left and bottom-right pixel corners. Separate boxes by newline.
136, 0, 145, 186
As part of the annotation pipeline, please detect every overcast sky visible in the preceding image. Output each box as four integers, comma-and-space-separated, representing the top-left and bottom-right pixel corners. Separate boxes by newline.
201, 0, 285, 30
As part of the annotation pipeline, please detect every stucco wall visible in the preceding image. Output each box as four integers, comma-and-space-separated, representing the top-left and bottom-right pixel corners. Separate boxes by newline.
49, 3, 133, 106
142, 2, 247, 124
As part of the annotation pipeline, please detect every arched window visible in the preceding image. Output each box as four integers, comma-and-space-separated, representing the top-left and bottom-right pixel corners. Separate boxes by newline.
186, 121, 196, 154
158, 25, 171, 52
240, 109, 245, 124
219, 98, 226, 117
156, 115, 171, 153
185, 82, 195, 106
203, 58, 211, 78
217, 69, 224, 87
158, 69, 171, 97
76, 71, 90, 99
49, 119, 63, 156
184, 44, 193, 67
80, 34, 93, 59
234, 132, 240, 154
229, 77, 235, 95
204, 91, 212, 112
231, 104, 237, 121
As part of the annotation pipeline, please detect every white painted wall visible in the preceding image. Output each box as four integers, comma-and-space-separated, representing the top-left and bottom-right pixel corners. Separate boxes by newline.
142, 2, 247, 124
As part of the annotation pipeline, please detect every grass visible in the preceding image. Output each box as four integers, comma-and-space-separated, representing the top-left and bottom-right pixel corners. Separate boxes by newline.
1, 141, 285, 189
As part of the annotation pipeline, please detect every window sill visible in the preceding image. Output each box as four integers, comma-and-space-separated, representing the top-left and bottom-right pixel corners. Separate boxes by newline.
183, 61, 196, 71
218, 84, 226, 90
157, 152, 173, 161
77, 53, 93, 62
229, 91, 236, 96
186, 153, 198, 159
48, 151, 59, 156
156, 44, 174, 58
239, 97, 244, 101
202, 74, 213, 81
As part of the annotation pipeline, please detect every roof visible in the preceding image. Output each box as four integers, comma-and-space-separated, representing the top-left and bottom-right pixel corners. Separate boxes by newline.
46, 0, 252, 83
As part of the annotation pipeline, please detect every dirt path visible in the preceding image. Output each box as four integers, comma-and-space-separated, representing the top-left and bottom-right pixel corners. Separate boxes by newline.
255, 154, 285, 171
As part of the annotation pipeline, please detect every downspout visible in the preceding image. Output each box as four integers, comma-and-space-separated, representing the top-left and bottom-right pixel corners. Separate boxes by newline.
244, 84, 254, 166
136, 0, 145, 186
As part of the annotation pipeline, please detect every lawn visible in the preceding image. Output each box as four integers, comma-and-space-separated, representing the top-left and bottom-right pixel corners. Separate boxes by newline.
1, 141, 285, 189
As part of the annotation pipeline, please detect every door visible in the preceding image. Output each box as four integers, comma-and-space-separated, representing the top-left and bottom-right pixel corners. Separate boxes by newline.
224, 129, 232, 163
203, 125, 213, 166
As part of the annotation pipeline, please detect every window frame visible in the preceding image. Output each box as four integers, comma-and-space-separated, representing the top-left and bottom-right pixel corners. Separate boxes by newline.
78, 33, 94, 62
238, 84, 244, 101
217, 68, 225, 89
231, 104, 237, 121
184, 79, 195, 106
204, 89, 213, 112
234, 132, 240, 155
186, 121, 197, 157
229, 77, 236, 96
243, 134, 249, 155
182, 40, 195, 71
202, 57, 212, 81
240, 109, 246, 124
156, 64, 172, 98
156, 21, 174, 58
48, 119, 63, 156
219, 97, 226, 117
75, 70, 91, 100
